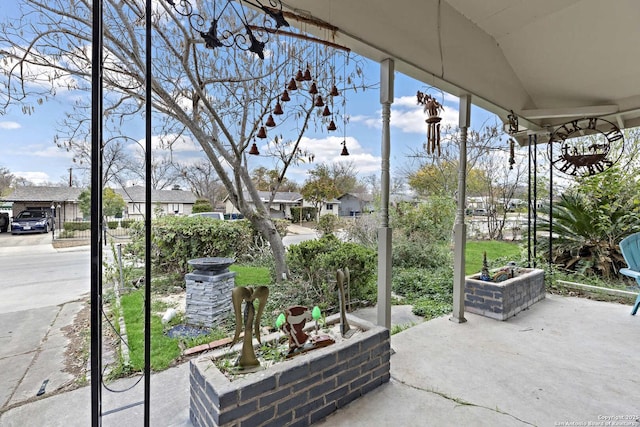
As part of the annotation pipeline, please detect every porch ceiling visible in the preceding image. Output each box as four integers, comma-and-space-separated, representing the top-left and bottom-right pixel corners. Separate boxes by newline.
280, 0, 640, 141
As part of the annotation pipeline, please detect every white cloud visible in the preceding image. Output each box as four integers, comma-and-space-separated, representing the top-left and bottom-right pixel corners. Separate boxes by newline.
14, 171, 50, 185
256, 135, 382, 182
32, 145, 74, 159
351, 95, 459, 134
0, 121, 21, 130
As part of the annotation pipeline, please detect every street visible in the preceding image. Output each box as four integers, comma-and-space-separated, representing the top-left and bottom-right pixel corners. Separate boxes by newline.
0, 232, 90, 412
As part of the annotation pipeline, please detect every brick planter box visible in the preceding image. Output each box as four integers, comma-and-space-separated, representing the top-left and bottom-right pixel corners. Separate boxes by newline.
189, 314, 391, 427
465, 268, 545, 320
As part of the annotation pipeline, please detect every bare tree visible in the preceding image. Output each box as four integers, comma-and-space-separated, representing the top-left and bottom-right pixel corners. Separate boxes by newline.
403, 123, 502, 197
180, 159, 227, 207
0, 0, 365, 280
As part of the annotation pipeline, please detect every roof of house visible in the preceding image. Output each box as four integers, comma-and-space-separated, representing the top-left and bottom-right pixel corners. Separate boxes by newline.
2, 186, 197, 204
338, 193, 374, 203
225, 191, 303, 204
2, 186, 84, 202
115, 187, 197, 203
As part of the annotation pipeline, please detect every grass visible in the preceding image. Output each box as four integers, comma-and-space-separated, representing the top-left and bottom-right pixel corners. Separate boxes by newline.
229, 264, 271, 286
465, 240, 523, 275
113, 263, 271, 376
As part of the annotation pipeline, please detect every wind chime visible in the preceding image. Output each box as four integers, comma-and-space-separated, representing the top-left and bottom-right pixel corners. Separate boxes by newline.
509, 139, 516, 170
417, 90, 444, 156
250, 39, 346, 156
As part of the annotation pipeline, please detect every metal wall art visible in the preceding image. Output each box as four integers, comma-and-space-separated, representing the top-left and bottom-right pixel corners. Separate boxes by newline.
164, 0, 289, 59
548, 117, 624, 177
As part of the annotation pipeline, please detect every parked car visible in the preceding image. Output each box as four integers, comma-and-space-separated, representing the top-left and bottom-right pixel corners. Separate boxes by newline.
0, 212, 8, 232
11, 209, 53, 234
188, 212, 224, 220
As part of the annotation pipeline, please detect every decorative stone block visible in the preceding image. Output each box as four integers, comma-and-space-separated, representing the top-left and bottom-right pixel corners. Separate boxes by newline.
186, 271, 236, 328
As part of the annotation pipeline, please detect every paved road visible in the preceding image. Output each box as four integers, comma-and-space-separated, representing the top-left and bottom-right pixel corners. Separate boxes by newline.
0, 232, 90, 412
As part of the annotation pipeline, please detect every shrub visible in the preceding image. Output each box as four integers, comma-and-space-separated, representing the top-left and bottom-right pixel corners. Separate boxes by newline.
392, 267, 453, 319
287, 235, 377, 310
290, 206, 317, 223
107, 220, 119, 229
127, 216, 253, 275
64, 221, 91, 232
392, 239, 452, 269
120, 219, 136, 229
316, 214, 340, 236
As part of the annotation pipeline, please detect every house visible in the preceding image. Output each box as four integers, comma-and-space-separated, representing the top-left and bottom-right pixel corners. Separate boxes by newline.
1, 185, 197, 225
115, 186, 197, 219
303, 197, 341, 218
225, 191, 303, 219
337, 193, 374, 217
2, 186, 85, 228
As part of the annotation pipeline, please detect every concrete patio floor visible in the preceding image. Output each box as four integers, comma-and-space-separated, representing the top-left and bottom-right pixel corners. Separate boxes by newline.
1, 293, 637, 426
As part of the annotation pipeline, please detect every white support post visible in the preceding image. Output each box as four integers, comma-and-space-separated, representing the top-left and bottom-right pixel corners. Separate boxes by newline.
377, 58, 394, 329
451, 94, 471, 323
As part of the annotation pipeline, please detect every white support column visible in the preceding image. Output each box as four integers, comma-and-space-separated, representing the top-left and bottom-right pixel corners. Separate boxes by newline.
377, 58, 394, 329
451, 94, 471, 323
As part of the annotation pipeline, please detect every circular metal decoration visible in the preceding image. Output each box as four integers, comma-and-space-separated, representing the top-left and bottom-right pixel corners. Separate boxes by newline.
548, 117, 624, 177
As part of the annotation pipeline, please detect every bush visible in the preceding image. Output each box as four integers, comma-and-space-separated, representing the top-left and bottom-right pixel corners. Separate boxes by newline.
64, 221, 91, 232
127, 216, 254, 275
107, 220, 119, 229
392, 267, 453, 319
316, 214, 340, 236
120, 219, 136, 229
287, 235, 377, 310
392, 239, 452, 269
290, 206, 317, 223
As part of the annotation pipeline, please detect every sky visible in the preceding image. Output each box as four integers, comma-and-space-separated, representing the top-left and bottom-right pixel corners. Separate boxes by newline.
0, 3, 501, 189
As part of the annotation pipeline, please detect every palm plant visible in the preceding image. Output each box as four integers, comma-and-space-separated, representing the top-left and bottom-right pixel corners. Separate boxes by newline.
537, 179, 640, 278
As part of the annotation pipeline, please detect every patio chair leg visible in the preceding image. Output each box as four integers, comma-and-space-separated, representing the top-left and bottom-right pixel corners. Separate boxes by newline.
632, 293, 640, 316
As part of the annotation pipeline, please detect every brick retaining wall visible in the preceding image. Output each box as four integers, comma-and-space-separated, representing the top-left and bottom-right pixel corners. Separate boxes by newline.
465, 268, 545, 320
189, 314, 391, 427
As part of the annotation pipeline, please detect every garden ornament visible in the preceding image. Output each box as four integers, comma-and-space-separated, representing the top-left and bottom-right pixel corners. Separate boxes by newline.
280, 305, 335, 357
231, 286, 269, 368
337, 269, 352, 337
480, 251, 491, 282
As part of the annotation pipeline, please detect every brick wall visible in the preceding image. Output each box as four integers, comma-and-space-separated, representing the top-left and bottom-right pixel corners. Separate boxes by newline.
465, 268, 545, 320
190, 315, 391, 427
186, 271, 236, 328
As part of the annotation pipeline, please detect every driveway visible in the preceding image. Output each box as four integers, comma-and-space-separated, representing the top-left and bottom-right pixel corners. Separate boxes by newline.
0, 232, 90, 413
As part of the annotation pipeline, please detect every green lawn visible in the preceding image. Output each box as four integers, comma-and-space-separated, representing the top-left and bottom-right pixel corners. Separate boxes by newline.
229, 265, 271, 286
465, 240, 523, 275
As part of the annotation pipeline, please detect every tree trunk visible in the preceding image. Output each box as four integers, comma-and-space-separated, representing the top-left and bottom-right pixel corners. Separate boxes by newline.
253, 215, 289, 282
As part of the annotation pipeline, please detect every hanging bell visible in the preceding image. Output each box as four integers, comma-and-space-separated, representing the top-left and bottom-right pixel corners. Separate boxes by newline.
273, 102, 284, 115
295, 69, 304, 81
265, 114, 276, 127
330, 85, 340, 97
281, 89, 291, 102
287, 78, 298, 91
341, 142, 349, 156
257, 126, 267, 139
328, 120, 337, 131
249, 142, 260, 155
303, 67, 312, 81
322, 105, 331, 116
314, 95, 324, 107
309, 82, 318, 95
